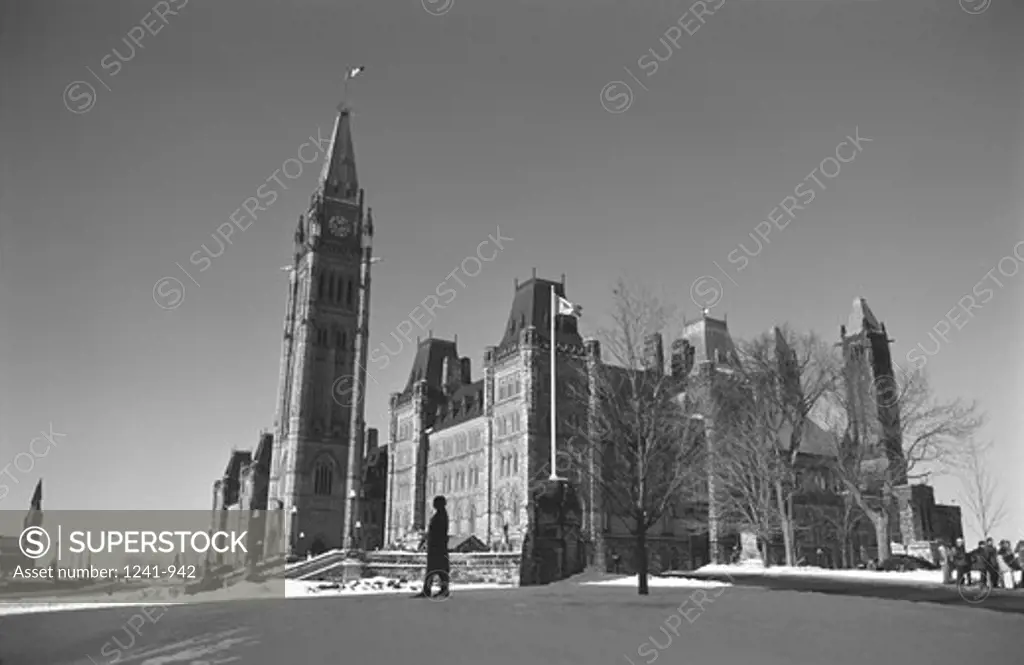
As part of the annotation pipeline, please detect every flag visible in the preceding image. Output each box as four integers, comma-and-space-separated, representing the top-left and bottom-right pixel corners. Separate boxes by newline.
23, 479, 42, 529
345, 66, 365, 80
556, 296, 582, 318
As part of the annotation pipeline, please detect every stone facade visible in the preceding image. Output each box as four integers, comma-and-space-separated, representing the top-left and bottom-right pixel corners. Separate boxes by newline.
384, 275, 590, 551
840, 299, 962, 553
264, 105, 376, 555
383, 275, 724, 565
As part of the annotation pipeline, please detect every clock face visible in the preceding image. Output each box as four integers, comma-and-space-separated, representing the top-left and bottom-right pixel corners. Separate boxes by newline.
328, 213, 355, 238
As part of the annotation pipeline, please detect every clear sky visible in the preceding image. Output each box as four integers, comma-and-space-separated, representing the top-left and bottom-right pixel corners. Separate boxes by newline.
1, 0, 1020, 543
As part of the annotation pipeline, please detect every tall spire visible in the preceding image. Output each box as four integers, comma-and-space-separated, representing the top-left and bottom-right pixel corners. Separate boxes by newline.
319, 108, 359, 201
848, 297, 881, 335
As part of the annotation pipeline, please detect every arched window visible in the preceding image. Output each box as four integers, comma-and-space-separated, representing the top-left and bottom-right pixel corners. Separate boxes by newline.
510, 490, 519, 525
313, 460, 333, 496
468, 502, 476, 535
512, 452, 518, 474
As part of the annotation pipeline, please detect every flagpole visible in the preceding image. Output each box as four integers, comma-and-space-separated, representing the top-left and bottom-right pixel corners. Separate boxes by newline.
550, 285, 559, 481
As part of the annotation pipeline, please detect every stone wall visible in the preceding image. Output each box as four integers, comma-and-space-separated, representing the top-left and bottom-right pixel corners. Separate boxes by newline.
358, 551, 521, 585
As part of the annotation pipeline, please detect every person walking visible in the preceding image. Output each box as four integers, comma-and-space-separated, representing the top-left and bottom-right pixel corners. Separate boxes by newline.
938, 542, 951, 585
983, 538, 1001, 589
413, 496, 450, 599
951, 538, 970, 587
997, 540, 1016, 590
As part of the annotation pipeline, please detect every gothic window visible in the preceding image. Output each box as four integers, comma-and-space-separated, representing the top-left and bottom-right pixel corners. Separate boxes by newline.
468, 503, 476, 534
514, 374, 521, 395
512, 452, 518, 474
511, 492, 519, 525
347, 280, 354, 308
313, 460, 333, 496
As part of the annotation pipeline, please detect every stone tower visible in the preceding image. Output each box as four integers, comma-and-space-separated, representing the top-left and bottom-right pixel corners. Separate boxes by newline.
268, 105, 375, 554
839, 297, 905, 484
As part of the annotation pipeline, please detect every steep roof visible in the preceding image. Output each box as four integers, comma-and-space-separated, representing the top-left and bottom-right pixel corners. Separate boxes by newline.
318, 108, 359, 201
432, 380, 486, 432
497, 277, 584, 351
223, 450, 252, 480
404, 338, 460, 394
848, 297, 882, 336
680, 313, 740, 368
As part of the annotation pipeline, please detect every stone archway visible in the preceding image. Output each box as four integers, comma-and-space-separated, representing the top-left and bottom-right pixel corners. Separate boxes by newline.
310, 537, 327, 557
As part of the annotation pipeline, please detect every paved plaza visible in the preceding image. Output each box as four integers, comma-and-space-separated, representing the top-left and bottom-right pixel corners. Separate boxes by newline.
2, 580, 1018, 665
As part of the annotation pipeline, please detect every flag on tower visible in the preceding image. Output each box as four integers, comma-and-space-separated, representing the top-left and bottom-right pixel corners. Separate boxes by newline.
346, 66, 366, 80
557, 296, 582, 318
23, 479, 42, 529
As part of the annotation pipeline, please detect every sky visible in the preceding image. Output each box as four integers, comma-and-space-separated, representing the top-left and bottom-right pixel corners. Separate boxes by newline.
1, 0, 1021, 543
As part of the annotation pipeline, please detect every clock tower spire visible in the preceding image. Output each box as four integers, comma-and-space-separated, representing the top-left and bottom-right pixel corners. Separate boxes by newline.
269, 92, 375, 556
319, 107, 359, 203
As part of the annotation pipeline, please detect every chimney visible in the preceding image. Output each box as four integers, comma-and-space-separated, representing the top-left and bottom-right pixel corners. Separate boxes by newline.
442, 357, 454, 394
460, 357, 471, 384
644, 334, 664, 375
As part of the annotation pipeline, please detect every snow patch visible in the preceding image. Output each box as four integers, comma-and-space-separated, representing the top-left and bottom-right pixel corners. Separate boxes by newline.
0, 601, 180, 617
585, 575, 731, 588
696, 564, 944, 586
285, 577, 512, 597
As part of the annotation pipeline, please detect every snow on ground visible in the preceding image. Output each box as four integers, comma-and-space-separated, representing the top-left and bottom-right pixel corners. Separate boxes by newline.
695, 564, 945, 586
285, 576, 512, 598
0, 577, 515, 615
0, 601, 176, 616
584, 575, 731, 588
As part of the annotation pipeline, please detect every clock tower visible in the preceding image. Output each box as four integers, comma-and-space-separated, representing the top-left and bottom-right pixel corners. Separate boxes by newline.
269, 104, 375, 554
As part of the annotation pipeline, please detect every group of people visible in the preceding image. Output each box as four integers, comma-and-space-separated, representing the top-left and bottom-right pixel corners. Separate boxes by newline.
941, 537, 1024, 590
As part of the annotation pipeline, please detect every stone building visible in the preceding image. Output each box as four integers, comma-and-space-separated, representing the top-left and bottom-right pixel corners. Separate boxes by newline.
208, 102, 381, 559
385, 274, 589, 552
839, 298, 963, 554
384, 287, 963, 570
383, 275, 739, 567
264, 102, 376, 556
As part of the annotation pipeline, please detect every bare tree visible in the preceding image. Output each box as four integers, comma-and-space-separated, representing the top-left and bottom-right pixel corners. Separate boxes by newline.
956, 439, 1007, 540
726, 327, 838, 565
710, 373, 786, 565
822, 367, 983, 561
562, 280, 708, 595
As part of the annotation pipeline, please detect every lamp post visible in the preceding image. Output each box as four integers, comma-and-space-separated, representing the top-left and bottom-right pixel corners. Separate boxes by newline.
207, 480, 222, 575
347, 489, 358, 552
290, 506, 299, 558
